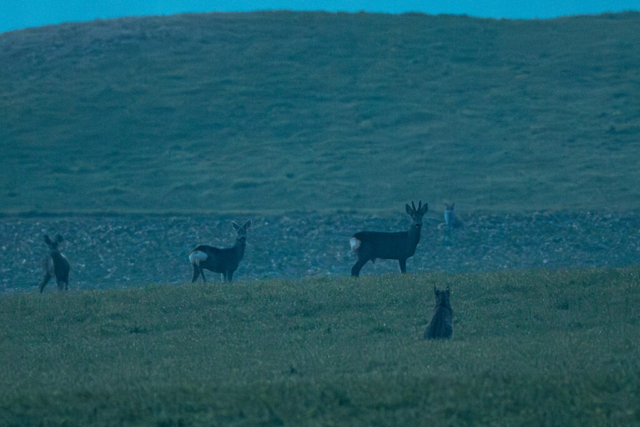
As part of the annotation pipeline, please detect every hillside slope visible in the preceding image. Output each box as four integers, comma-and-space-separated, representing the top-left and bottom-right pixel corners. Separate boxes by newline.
1, 11, 639, 214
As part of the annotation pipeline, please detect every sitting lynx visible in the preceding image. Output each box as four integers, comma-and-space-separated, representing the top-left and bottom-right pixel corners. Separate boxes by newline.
423, 286, 453, 340
439, 203, 463, 229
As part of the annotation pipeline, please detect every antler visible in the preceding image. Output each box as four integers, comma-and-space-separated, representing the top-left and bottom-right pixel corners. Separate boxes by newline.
410, 200, 424, 213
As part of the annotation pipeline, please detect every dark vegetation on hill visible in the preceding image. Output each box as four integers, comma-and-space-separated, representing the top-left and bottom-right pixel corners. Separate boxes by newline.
1, 11, 640, 214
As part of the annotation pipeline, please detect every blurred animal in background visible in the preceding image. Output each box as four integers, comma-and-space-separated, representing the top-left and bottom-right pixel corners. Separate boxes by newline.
189, 220, 252, 283
439, 203, 463, 230
350, 200, 428, 277
423, 286, 453, 340
39, 234, 70, 293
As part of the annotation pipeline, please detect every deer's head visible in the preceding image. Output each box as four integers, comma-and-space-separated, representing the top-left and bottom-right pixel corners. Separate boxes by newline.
232, 220, 252, 245
405, 200, 428, 230
44, 234, 64, 255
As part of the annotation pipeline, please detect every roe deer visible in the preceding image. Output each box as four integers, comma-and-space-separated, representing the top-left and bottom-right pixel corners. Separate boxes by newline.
39, 234, 70, 293
349, 200, 428, 277
423, 286, 453, 340
189, 220, 251, 283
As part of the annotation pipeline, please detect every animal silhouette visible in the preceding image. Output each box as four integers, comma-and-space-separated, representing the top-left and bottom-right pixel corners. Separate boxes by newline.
189, 220, 251, 283
350, 201, 428, 277
439, 203, 463, 229
423, 286, 453, 340
39, 234, 70, 293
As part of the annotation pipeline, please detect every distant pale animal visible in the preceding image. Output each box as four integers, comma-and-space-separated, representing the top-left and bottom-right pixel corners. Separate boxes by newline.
350, 200, 428, 277
439, 203, 462, 229
39, 234, 70, 293
423, 286, 453, 340
189, 220, 252, 283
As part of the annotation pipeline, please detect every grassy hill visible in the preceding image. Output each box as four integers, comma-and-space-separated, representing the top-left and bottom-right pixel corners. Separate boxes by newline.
1, 11, 640, 215
1, 268, 639, 425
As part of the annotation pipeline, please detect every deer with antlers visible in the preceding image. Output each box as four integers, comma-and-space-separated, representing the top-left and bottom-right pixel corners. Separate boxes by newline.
349, 201, 428, 277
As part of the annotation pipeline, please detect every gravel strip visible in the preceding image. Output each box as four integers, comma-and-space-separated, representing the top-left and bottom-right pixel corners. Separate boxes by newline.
1, 212, 639, 293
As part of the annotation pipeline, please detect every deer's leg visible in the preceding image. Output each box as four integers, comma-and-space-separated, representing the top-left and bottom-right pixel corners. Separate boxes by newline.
199, 267, 207, 283
226, 270, 234, 283
220, 272, 225, 283
399, 258, 407, 273
56, 277, 64, 291
39, 273, 52, 293
351, 258, 368, 277
191, 265, 200, 283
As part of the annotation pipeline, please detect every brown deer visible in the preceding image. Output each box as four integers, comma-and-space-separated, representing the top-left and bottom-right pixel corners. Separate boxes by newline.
189, 220, 251, 283
423, 286, 453, 340
39, 234, 70, 293
349, 200, 428, 277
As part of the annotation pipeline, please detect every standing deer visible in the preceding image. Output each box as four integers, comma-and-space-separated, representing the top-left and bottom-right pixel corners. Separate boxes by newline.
189, 220, 251, 283
349, 200, 428, 277
39, 234, 70, 293
423, 286, 453, 340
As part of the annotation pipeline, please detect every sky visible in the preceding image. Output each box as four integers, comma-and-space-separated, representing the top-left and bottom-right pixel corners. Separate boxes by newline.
1, 0, 639, 33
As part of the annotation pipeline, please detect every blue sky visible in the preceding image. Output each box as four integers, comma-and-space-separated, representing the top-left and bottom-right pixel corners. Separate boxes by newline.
1, 0, 639, 33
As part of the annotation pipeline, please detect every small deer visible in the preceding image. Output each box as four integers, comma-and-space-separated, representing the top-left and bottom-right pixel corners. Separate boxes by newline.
349, 200, 428, 277
39, 234, 70, 293
423, 286, 453, 340
189, 220, 251, 283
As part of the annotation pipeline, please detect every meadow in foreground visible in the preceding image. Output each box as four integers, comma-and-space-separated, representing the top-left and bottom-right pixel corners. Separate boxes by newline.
1, 267, 639, 426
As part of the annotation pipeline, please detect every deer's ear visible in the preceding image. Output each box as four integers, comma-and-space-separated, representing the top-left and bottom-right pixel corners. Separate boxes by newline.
44, 234, 52, 245
243, 220, 252, 230
232, 222, 241, 231
420, 203, 429, 215
406, 204, 413, 215
55, 234, 63, 243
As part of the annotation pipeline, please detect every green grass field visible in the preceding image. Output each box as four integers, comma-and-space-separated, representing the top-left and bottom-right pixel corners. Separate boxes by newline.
1, 11, 640, 215
2, 10, 640, 426
1, 268, 639, 426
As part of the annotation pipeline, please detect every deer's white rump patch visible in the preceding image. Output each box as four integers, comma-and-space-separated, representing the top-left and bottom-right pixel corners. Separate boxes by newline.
44, 257, 54, 274
349, 237, 360, 251
189, 251, 207, 265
